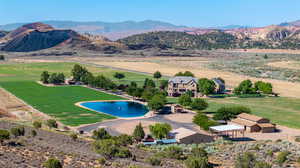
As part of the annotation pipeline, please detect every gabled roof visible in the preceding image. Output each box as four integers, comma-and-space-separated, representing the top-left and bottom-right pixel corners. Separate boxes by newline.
170, 127, 197, 140
237, 113, 266, 122
168, 76, 198, 84
212, 78, 225, 86
231, 118, 258, 127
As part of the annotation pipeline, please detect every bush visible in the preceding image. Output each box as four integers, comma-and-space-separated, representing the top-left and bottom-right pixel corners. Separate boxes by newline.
43, 158, 63, 168
235, 152, 256, 168
113, 134, 133, 146
190, 98, 208, 111
70, 133, 78, 141
149, 123, 172, 139
33, 121, 42, 129
46, 119, 58, 128
92, 128, 111, 140
93, 139, 119, 159
191, 147, 208, 158
185, 156, 210, 168
295, 136, 300, 142
178, 93, 192, 106
164, 146, 183, 160
115, 146, 132, 158
10, 126, 25, 138
0, 55, 5, 61
297, 157, 300, 164
0, 129, 10, 143
254, 161, 272, 168
97, 157, 106, 165
276, 151, 290, 165
31, 130, 37, 137
146, 155, 161, 166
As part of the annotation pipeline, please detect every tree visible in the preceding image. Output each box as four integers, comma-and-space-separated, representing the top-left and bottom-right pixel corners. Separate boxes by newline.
149, 123, 172, 139
193, 113, 217, 131
93, 139, 120, 159
178, 93, 192, 106
10, 126, 25, 138
148, 94, 166, 112
159, 80, 169, 90
33, 121, 42, 129
71, 64, 88, 82
185, 156, 210, 168
40, 71, 50, 84
92, 128, 111, 140
133, 123, 145, 141
175, 71, 195, 77
81, 71, 94, 85
0, 129, 10, 144
198, 78, 216, 95
31, 130, 37, 137
254, 81, 273, 94
49, 73, 65, 84
70, 132, 78, 141
113, 72, 125, 82
46, 119, 58, 129
153, 71, 162, 83
213, 106, 251, 121
190, 98, 208, 111
143, 78, 156, 89
141, 88, 158, 101
43, 158, 63, 168
234, 80, 256, 95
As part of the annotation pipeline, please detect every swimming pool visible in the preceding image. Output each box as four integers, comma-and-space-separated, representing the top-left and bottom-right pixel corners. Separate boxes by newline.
79, 101, 149, 118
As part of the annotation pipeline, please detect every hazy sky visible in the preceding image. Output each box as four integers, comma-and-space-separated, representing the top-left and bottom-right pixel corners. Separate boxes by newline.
1, 0, 300, 27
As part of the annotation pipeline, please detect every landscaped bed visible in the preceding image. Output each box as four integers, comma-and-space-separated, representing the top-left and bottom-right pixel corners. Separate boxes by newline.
0, 81, 126, 126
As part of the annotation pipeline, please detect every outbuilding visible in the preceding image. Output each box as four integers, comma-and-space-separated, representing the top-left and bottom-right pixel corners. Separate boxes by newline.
169, 127, 214, 144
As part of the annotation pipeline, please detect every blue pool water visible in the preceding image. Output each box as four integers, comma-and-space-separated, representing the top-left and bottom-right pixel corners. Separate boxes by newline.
80, 101, 149, 118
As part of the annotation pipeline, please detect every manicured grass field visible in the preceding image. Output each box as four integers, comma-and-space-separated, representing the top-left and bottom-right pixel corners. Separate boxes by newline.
0, 81, 126, 126
167, 97, 300, 129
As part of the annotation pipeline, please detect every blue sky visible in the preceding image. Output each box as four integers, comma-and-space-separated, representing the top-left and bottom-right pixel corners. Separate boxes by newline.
1, 0, 300, 27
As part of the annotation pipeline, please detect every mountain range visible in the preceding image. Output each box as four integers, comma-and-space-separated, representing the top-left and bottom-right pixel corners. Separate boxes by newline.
1, 20, 300, 52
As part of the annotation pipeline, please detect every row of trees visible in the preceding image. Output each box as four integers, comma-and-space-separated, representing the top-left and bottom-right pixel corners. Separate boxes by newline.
41, 71, 65, 85
234, 79, 273, 95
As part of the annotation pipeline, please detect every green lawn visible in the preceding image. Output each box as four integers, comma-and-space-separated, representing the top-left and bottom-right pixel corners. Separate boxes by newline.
0, 81, 126, 126
0, 62, 162, 126
167, 97, 300, 129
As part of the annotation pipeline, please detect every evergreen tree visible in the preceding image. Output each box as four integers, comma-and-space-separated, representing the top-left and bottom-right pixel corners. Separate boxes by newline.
133, 123, 145, 141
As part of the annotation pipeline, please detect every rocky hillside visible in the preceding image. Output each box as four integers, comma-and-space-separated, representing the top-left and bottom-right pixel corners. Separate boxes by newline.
120, 25, 300, 50
0, 22, 125, 52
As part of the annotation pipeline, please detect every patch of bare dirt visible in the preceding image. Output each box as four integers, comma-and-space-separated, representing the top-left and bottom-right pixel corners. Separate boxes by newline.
267, 61, 300, 70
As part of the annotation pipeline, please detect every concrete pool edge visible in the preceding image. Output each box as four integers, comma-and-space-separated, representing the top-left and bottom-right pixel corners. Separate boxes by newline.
75, 100, 155, 120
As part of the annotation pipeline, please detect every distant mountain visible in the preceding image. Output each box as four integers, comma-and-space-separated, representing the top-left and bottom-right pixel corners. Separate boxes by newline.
213, 25, 252, 30
0, 20, 186, 40
120, 25, 300, 50
0, 22, 124, 52
279, 20, 300, 27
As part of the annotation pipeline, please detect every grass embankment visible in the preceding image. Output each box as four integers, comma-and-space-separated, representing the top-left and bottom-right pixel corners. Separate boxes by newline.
167, 97, 300, 129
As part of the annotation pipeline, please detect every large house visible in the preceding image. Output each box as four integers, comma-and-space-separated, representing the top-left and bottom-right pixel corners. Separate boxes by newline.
167, 76, 225, 97
229, 113, 276, 133
167, 76, 198, 97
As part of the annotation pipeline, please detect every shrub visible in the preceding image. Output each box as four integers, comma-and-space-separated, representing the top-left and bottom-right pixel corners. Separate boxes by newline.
0, 55, 5, 61
276, 151, 290, 165
235, 152, 256, 168
46, 119, 58, 128
10, 126, 25, 138
191, 147, 208, 158
31, 130, 37, 137
164, 146, 183, 160
266, 149, 273, 157
146, 155, 161, 166
190, 98, 208, 111
295, 136, 300, 142
33, 121, 42, 129
0, 129, 10, 143
133, 123, 145, 141
70, 133, 78, 141
92, 128, 111, 140
43, 158, 63, 168
178, 93, 192, 106
40, 71, 50, 84
297, 157, 300, 164
93, 139, 119, 159
113, 134, 133, 146
185, 156, 210, 168
115, 146, 132, 158
149, 123, 172, 139
97, 157, 106, 165
254, 161, 272, 168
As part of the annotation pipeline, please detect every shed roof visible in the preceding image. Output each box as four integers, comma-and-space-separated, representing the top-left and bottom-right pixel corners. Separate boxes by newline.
237, 113, 266, 122
170, 127, 197, 140
231, 118, 258, 127
258, 123, 276, 128
169, 76, 198, 84
210, 125, 244, 132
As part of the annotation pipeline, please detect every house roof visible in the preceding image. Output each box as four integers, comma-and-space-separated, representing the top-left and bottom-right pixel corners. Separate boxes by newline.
170, 127, 197, 140
212, 78, 225, 86
237, 113, 266, 122
169, 76, 198, 84
210, 125, 244, 132
258, 123, 276, 128
231, 118, 258, 127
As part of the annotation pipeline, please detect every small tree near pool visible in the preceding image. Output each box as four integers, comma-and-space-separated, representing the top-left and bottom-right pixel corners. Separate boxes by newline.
149, 123, 172, 139
148, 94, 166, 112
133, 123, 145, 141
